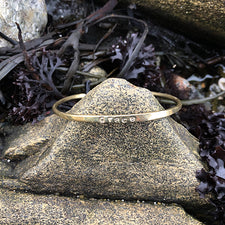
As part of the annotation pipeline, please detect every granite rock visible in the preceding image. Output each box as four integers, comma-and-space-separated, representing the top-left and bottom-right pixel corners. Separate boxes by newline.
115, 0, 225, 46
0, 0, 47, 47
0, 188, 203, 225
3, 79, 203, 208
0, 161, 13, 178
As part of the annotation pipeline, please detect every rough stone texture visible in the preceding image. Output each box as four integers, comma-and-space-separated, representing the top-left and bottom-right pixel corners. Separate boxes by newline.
3, 115, 67, 160
0, 161, 13, 177
115, 0, 225, 46
0, 188, 203, 225
0, 0, 47, 47
3, 79, 203, 207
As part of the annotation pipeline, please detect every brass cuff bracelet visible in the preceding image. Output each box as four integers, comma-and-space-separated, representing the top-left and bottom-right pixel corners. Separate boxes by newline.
52, 92, 182, 123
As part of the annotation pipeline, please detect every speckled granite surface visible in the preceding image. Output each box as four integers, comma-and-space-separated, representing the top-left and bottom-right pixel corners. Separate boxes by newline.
0, 188, 203, 225
117, 0, 225, 46
1, 78, 213, 223
3, 79, 202, 206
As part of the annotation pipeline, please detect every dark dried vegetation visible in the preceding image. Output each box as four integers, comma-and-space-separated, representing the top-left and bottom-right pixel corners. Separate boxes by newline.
1, 0, 225, 224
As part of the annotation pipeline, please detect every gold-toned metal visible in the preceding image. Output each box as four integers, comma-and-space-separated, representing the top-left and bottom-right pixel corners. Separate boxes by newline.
52, 92, 182, 123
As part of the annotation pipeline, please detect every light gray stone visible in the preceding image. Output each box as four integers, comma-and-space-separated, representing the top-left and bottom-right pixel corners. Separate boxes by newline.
0, 0, 47, 47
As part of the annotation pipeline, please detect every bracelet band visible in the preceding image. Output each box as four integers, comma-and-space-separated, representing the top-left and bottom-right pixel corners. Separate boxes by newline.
52, 92, 182, 123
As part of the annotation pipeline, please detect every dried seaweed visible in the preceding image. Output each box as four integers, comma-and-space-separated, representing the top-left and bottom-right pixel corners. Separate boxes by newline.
110, 32, 160, 89
0, 0, 118, 124
9, 50, 63, 124
196, 113, 225, 224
